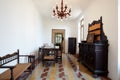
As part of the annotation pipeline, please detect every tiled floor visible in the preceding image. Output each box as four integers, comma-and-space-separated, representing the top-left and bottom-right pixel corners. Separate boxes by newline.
28, 54, 110, 80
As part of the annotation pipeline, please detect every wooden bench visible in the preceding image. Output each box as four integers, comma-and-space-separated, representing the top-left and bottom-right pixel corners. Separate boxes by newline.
0, 49, 35, 80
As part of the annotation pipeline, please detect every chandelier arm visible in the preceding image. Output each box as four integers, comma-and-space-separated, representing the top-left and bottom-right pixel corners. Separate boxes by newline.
64, 5, 67, 12
64, 7, 66, 12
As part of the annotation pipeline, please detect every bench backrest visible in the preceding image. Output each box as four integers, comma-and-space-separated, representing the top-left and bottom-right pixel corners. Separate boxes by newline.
0, 49, 19, 67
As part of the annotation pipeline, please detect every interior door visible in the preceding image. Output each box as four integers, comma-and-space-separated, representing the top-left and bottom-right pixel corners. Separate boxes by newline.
52, 29, 65, 53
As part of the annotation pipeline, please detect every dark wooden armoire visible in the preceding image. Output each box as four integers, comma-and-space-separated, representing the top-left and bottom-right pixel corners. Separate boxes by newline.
68, 37, 76, 54
79, 17, 109, 77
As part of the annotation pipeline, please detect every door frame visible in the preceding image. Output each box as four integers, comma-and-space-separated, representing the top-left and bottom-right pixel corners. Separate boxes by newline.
52, 29, 65, 53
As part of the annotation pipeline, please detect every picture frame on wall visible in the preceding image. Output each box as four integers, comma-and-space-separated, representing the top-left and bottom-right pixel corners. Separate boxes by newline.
87, 33, 94, 43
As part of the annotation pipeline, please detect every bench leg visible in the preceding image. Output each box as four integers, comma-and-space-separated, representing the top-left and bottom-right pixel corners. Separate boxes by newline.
10, 68, 14, 80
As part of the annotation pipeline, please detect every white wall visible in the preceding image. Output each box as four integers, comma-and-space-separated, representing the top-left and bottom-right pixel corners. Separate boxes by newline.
42, 18, 78, 53
118, 1, 120, 80
80, 0, 118, 79
0, 0, 43, 70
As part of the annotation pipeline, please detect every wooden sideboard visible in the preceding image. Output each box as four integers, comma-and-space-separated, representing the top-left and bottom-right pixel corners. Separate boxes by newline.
79, 17, 109, 77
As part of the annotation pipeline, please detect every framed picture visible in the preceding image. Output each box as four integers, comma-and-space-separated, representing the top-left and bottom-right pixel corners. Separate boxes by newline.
87, 33, 94, 43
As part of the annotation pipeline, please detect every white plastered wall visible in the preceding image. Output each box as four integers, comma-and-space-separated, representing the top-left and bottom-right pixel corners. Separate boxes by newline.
118, 0, 120, 80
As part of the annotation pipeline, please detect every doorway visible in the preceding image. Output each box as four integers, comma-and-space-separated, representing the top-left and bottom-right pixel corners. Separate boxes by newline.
52, 29, 65, 53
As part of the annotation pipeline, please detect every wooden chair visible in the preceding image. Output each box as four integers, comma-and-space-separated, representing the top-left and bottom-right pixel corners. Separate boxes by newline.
56, 50, 62, 62
41, 48, 56, 66
54, 44, 62, 62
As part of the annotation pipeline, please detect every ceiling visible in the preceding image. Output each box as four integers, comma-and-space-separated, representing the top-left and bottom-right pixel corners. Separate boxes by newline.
32, 0, 94, 21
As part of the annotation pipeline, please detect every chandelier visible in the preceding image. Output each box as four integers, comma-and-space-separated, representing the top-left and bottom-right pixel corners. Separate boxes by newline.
53, 0, 71, 19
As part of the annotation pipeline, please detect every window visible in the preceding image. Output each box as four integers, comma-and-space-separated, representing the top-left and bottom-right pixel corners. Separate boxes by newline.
55, 33, 63, 44
80, 18, 84, 41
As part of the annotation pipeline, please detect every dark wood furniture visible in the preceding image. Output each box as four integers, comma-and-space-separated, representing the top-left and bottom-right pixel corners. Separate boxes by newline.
0, 49, 35, 80
40, 47, 59, 66
55, 50, 62, 62
68, 37, 76, 54
79, 17, 109, 77
38, 48, 42, 63
54, 44, 62, 62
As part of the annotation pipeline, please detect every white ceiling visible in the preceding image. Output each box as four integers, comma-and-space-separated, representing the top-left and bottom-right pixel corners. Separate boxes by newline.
32, 0, 94, 20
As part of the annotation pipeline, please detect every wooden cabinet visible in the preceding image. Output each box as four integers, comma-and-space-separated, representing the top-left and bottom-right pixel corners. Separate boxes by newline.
79, 17, 109, 76
68, 37, 76, 54
79, 42, 108, 76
